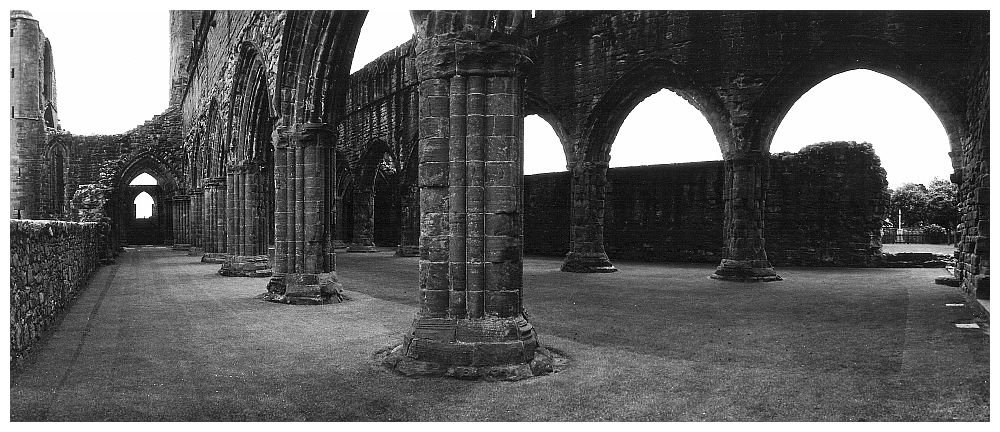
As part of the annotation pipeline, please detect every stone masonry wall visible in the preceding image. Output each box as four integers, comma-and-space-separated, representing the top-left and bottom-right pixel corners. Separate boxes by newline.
524, 142, 888, 266
956, 26, 990, 303
10, 220, 109, 362
766, 142, 890, 267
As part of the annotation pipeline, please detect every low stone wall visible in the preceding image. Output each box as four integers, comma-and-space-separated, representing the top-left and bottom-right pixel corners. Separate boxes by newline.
10, 220, 110, 362
524, 142, 889, 267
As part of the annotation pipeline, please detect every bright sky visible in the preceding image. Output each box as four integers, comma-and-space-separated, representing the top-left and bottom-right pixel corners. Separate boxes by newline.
134, 192, 155, 218
13, 7, 955, 190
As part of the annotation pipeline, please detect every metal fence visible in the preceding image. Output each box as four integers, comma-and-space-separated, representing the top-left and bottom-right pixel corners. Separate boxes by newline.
881, 229, 958, 244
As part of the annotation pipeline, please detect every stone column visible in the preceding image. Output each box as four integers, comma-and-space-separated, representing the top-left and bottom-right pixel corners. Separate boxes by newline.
332, 196, 347, 250
385, 15, 551, 380
561, 159, 617, 273
171, 195, 191, 250
219, 164, 271, 277
395, 182, 420, 256
710, 152, 781, 282
346, 184, 378, 252
187, 188, 204, 256
201, 177, 228, 263
264, 123, 341, 304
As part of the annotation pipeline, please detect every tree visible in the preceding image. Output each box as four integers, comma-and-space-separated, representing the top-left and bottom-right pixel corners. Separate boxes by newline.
887, 178, 959, 228
889, 183, 929, 227
926, 177, 959, 228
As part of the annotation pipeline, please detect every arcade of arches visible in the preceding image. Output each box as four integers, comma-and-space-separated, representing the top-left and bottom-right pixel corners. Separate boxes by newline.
9, 10, 989, 379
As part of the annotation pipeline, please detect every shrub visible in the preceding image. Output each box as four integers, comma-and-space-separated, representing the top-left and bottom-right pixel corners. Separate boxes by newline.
922, 224, 949, 244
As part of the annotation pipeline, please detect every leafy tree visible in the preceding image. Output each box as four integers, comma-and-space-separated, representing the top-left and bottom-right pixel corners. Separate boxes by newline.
889, 183, 929, 227
926, 177, 959, 229
887, 178, 959, 228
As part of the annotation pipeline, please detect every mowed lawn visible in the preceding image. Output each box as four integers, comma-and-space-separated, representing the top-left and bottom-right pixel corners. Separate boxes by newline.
11, 248, 989, 421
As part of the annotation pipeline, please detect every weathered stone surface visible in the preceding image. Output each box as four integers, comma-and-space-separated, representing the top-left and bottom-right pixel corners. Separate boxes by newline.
218, 255, 272, 277
10, 220, 110, 362
527, 143, 890, 268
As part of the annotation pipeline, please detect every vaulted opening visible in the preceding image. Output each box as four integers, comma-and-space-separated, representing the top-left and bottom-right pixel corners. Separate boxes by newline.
129, 172, 158, 185
609, 89, 722, 168
134, 191, 154, 219
524, 114, 566, 175
769, 68, 956, 254
350, 11, 415, 73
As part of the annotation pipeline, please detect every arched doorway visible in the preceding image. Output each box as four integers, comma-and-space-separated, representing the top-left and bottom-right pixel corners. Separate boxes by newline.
123, 171, 165, 245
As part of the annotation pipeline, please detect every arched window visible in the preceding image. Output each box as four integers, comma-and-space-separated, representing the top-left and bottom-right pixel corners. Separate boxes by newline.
524, 115, 566, 174
770, 69, 950, 188
609, 89, 722, 168
350, 11, 415, 73
129, 172, 157, 185
134, 192, 154, 219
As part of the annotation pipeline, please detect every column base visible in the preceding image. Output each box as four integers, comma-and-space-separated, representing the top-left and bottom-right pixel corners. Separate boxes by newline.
383, 315, 552, 381
710, 259, 782, 282
346, 243, 378, 253
382, 344, 557, 381
186, 247, 204, 257
263, 271, 343, 305
561, 252, 618, 273
201, 252, 229, 264
218, 254, 273, 277
395, 245, 420, 257
172, 243, 191, 251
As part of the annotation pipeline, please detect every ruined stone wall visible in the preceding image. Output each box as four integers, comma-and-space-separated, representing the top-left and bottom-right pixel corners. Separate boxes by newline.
766, 142, 890, 267
524, 11, 980, 160
524, 142, 888, 266
179, 11, 284, 143
524, 162, 725, 262
956, 27, 990, 303
10, 220, 109, 362
53, 109, 184, 201
337, 39, 418, 175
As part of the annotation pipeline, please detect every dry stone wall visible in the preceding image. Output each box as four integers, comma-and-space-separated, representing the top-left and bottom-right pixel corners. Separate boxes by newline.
10, 220, 110, 362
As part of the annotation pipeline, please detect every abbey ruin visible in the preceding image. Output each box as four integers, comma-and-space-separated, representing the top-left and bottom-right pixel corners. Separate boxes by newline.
10, 10, 989, 388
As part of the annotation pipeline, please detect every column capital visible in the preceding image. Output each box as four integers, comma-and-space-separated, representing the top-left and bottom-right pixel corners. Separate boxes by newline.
414, 32, 531, 81
724, 150, 770, 165
567, 159, 610, 174
202, 176, 227, 188
290, 122, 335, 147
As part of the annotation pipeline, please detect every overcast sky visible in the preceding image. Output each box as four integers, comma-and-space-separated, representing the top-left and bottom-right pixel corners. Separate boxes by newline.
14, 5, 956, 189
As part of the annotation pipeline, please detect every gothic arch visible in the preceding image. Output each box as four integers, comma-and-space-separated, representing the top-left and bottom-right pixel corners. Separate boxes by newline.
751, 36, 966, 165
582, 58, 731, 163
525, 90, 574, 169
228, 41, 275, 166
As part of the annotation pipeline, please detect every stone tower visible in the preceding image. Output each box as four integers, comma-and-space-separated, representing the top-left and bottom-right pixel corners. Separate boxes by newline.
10, 10, 60, 219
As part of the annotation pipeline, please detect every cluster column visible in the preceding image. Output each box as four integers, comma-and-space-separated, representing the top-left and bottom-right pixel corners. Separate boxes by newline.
187, 188, 204, 256
561, 158, 617, 273
346, 184, 378, 252
201, 177, 228, 263
711, 152, 781, 281
385, 22, 551, 380
171, 195, 191, 250
219, 164, 271, 277
395, 183, 420, 256
264, 123, 341, 304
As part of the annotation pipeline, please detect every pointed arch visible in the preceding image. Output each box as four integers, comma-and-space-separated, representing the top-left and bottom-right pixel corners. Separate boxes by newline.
583, 58, 731, 163
751, 36, 966, 167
